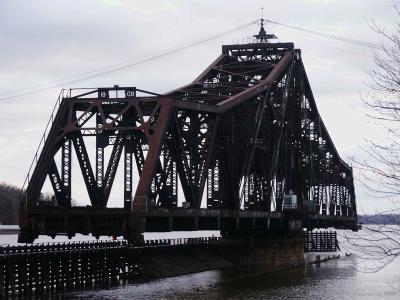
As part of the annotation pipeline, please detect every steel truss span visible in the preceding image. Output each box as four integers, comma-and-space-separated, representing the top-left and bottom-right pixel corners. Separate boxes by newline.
19, 41, 357, 243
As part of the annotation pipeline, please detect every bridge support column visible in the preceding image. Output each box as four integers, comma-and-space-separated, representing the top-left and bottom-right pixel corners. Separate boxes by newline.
221, 233, 305, 270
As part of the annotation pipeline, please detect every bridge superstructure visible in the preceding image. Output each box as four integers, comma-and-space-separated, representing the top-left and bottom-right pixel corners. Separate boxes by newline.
18, 22, 357, 243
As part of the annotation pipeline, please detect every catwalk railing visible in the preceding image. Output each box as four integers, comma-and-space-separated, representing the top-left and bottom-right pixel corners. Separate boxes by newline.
304, 231, 339, 252
20, 89, 67, 196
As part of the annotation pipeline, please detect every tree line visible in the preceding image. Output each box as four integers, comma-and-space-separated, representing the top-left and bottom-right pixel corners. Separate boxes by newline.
0, 182, 55, 225
0, 182, 20, 224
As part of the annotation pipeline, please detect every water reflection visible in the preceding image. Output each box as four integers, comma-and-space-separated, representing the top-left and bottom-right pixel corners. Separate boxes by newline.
62, 255, 400, 300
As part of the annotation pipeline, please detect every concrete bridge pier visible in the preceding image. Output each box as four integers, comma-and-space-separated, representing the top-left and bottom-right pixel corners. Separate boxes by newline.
221, 232, 305, 272
217, 217, 305, 271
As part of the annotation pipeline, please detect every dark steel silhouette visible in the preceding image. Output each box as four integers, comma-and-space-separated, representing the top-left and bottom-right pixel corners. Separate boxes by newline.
18, 23, 357, 243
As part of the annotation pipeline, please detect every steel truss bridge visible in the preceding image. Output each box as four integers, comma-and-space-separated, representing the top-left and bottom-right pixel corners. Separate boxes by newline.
18, 25, 357, 243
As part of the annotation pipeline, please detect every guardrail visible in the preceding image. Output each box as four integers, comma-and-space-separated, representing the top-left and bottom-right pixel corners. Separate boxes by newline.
0, 237, 221, 255
304, 231, 339, 252
20, 89, 68, 196
144, 236, 220, 247
0, 240, 126, 255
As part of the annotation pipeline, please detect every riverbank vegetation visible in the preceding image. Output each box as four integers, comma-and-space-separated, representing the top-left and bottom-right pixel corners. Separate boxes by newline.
0, 183, 20, 224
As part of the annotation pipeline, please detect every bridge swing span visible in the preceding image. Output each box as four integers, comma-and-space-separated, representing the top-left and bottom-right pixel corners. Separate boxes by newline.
19, 20, 357, 243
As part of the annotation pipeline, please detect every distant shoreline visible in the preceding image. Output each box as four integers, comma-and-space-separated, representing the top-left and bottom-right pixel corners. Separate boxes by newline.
0, 229, 19, 234
358, 214, 400, 225
0, 225, 19, 235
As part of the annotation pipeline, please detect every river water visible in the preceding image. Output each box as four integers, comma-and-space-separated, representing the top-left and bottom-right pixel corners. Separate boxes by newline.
1, 226, 399, 299
63, 256, 400, 300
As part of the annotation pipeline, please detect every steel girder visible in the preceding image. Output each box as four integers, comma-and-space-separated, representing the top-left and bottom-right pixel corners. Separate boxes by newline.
19, 42, 357, 242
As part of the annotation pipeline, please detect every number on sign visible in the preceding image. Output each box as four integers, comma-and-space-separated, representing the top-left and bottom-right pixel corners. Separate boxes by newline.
98, 90, 109, 99
125, 89, 136, 99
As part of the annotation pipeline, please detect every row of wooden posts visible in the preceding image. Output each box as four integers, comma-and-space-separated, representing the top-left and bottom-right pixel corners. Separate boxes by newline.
0, 237, 220, 297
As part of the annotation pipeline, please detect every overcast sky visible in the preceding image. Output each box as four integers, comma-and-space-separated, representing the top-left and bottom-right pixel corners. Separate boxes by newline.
0, 0, 398, 213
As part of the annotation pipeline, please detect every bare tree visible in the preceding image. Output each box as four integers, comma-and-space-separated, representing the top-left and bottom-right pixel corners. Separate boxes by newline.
347, 4, 400, 271
356, 5, 400, 202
